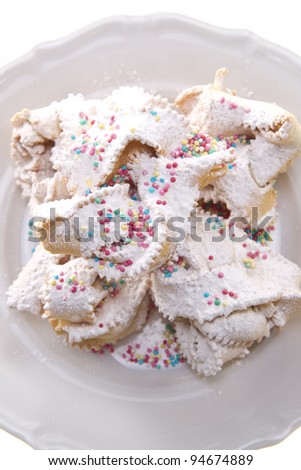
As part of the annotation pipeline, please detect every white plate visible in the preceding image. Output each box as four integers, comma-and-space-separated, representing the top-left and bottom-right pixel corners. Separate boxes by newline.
1, 13, 301, 450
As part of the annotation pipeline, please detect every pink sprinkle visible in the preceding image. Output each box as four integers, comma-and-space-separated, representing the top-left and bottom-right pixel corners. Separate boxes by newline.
220, 96, 225, 104
56, 285, 62, 290
172, 162, 178, 168
262, 254, 268, 260
70, 286, 77, 293
135, 343, 141, 349
208, 255, 214, 261
170, 177, 176, 183
59, 271, 64, 276
243, 243, 247, 248
142, 170, 148, 176
229, 102, 238, 110
166, 163, 172, 169
222, 289, 228, 295
218, 272, 224, 279
156, 200, 162, 205
207, 300, 213, 305
159, 190, 165, 196
98, 323, 104, 328
80, 286, 86, 292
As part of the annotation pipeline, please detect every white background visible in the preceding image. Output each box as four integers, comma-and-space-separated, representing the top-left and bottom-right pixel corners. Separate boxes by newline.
1, 0, 301, 455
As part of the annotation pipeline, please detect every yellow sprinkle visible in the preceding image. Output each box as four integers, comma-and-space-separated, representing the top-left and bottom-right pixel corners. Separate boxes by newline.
155, 115, 161, 121
121, 224, 127, 231
98, 123, 105, 129
130, 127, 136, 133
79, 280, 84, 285
153, 172, 159, 177
130, 241, 136, 245
71, 275, 76, 281
86, 178, 92, 188
128, 201, 134, 207
50, 280, 56, 286
99, 265, 104, 270
181, 139, 187, 145
109, 125, 114, 130
81, 226, 87, 231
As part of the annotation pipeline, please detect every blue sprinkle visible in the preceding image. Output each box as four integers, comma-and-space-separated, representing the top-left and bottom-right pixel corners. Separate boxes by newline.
109, 262, 114, 267
203, 292, 209, 298
148, 188, 155, 193
150, 176, 157, 182
159, 178, 165, 183
143, 209, 150, 214
54, 275, 59, 280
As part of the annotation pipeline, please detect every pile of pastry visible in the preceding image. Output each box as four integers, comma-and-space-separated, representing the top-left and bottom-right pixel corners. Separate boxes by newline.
7, 68, 301, 377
